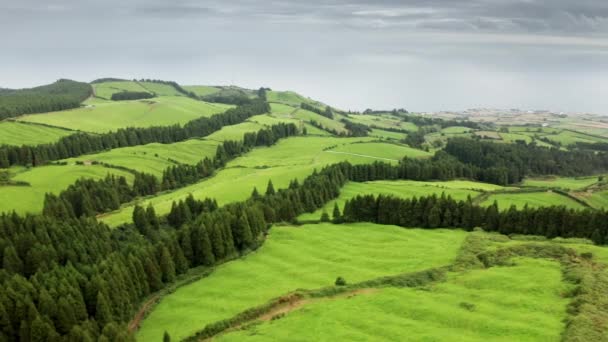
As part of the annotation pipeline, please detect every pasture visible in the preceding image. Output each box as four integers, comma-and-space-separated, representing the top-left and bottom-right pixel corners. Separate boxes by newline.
99, 136, 430, 226
93, 81, 151, 99
0, 121, 73, 146
183, 85, 221, 97
65, 139, 220, 176
480, 191, 585, 210
216, 258, 569, 342
18, 96, 232, 133
346, 114, 417, 132
522, 176, 600, 190
136, 223, 467, 341
0, 164, 133, 214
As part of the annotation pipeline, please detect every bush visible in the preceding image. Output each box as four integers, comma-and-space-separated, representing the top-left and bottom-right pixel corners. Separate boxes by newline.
335, 276, 347, 286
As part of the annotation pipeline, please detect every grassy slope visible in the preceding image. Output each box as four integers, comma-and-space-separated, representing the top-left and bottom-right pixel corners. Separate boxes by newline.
137, 223, 467, 341
327, 142, 431, 161
183, 85, 221, 97
292, 109, 347, 133
0, 165, 134, 214
0, 121, 73, 146
18, 96, 233, 133
217, 258, 569, 342
93, 81, 151, 99
346, 114, 417, 132
481, 191, 585, 210
298, 180, 502, 221
65, 139, 220, 176
100, 136, 430, 226
522, 176, 600, 190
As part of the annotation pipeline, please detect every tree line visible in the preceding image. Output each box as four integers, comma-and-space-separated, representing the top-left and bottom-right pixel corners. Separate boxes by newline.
300, 103, 333, 119
42, 123, 300, 219
340, 193, 608, 244
0, 161, 347, 341
110, 91, 155, 101
0, 99, 270, 168
0, 79, 92, 120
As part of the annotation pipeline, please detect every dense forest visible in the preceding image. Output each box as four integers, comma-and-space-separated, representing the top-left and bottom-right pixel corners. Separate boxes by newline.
0, 99, 270, 167
110, 92, 155, 101
0, 80, 92, 120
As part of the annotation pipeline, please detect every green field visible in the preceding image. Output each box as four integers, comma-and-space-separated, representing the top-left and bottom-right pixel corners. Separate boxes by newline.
298, 180, 502, 221
542, 130, 606, 146
369, 128, 406, 140
18, 96, 233, 133
0, 165, 133, 214
577, 190, 608, 209
442, 126, 473, 134
0, 121, 73, 146
522, 176, 600, 190
93, 81, 151, 99
100, 136, 427, 226
327, 142, 431, 161
183, 85, 221, 97
346, 114, 417, 132
480, 191, 585, 210
137, 223, 467, 341
499, 132, 533, 143
266, 91, 324, 108
292, 109, 347, 133
217, 257, 569, 342
65, 139, 220, 176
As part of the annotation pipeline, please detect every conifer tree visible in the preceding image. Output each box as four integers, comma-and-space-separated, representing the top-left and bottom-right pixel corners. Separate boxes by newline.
159, 247, 176, 283
332, 203, 341, 222
320, 211, 330, 222
95, 292, 113, 326
266, 180, 276, 195
164, 331, 171, 342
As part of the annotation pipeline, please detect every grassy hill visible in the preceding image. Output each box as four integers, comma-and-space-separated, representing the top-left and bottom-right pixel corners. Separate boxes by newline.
137, 223, 467, 341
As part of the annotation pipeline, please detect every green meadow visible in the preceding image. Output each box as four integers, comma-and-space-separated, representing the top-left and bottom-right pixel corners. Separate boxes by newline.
65, 139, 220, 176
18, 96, 232, 133
326, 142, 432, 161
346, 113, 418, 131
99, 136, 429, 226
0, 121, 73, 146
217, 258, 569, 342
480, 191, 585, 210
93, 81, 151, 99
137, 223, 467, 341
183, 85, 221, 97
298, 180, 503, 221
522, 176, 600, 190
0, 165, 133, 214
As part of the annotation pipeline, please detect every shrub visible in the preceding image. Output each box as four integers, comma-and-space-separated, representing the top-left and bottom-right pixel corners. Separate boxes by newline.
335, 276, 347, 286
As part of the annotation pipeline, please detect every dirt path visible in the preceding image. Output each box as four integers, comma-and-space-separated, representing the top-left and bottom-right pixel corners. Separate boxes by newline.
128, 294, 161, 333
205, 288, 378, 341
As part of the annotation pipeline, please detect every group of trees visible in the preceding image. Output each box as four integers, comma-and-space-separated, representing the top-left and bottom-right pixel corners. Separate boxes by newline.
0, 79, 92, 119
43, 123, 300, 219
341, 193, 608, 244
0, 161, 348, 341
300, 103, 333, 119
341, 119, 371, 137
0, 99, 271, 168
444, 138, 608, 183
110, 91, 155, 101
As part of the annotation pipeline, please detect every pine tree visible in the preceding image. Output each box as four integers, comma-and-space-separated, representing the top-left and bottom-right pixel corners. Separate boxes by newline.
95, 292, 113, 326
159, 247, 176, 283
251, 187, 261, 199
332, 203, 342, 222
320, 211, 330, 222
3, 245, 23, 274
266, 180, 276, 196
132, 205, 150, 235
163, 331, 171, 342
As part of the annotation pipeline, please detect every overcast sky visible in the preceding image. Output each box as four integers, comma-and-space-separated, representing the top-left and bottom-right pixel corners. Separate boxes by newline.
1, 0, 608, 113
